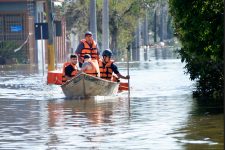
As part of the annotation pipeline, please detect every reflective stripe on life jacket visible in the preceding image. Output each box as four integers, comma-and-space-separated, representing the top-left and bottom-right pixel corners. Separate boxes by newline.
99, 59, 114, 80
80, 39, 98, 61
62, 62, 78, 83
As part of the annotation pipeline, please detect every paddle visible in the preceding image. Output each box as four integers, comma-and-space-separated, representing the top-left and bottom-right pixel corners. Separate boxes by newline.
127, 45, 131, 109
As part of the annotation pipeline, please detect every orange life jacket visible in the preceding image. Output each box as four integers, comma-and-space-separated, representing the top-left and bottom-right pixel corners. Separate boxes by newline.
80, 39, 98, 61
83, 60, 99, 77
99, 59, 114, 80
62, 62, 78, 83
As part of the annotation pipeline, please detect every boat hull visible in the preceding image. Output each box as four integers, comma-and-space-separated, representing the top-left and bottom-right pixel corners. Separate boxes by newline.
61, 73, 119, 98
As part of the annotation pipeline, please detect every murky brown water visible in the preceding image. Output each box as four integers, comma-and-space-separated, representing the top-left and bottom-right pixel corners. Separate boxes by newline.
0, 48, 223, 149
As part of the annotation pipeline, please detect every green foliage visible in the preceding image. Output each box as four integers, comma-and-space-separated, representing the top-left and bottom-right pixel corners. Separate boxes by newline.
63, 0, 156, 58
169, 0, 223, 98
62, 0, 90, 35
108, 0, 156, 58
0, 41, 27, 64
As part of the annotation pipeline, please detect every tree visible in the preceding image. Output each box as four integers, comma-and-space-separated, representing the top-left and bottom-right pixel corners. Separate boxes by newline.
63, 0, 156, 59
62, 0, 90, 38
108, 0, 155, 58
169, 0, 223, 98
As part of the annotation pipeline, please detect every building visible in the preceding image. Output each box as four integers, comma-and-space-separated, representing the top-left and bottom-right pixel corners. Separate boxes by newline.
0, 0, 67, 65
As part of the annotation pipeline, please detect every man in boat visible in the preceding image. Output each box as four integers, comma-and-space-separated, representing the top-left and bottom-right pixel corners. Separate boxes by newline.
99, 49, 130, 81
75, 31, 100, 68
81, 54, 100, 77
62, 54, 79, 83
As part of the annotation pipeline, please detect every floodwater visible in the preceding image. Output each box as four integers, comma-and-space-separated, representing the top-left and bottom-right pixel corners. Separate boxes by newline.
0, 48, 223, 150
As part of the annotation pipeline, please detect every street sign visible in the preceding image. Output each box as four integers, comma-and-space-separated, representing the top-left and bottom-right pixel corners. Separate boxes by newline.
34, 23, 49, 40
11, 25, 22, 32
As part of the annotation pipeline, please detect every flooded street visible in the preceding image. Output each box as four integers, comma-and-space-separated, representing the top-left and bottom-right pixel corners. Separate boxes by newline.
0, 48, 223, 149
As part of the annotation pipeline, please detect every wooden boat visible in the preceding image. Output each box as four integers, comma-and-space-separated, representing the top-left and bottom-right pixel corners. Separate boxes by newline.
61, 72, 120, 98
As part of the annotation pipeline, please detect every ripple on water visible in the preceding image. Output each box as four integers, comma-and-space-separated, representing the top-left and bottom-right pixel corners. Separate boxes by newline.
0, 60, 223, 149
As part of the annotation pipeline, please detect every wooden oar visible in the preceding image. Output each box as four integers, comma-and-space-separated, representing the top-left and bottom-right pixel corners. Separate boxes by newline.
127, 45, 130, 111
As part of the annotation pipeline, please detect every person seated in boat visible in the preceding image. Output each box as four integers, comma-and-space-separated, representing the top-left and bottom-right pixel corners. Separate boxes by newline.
62, 54, 79, 83
81, 54, 100, 77
99, 49, 130, 81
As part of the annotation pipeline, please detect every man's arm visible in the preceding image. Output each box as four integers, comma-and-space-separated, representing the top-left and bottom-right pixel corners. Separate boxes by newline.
116, 73, 130, 79
75, 42, 84, 54
75, 42, 84, 63
94, 43, 100, 60
96, 44, 100, 55
111, 63, 130, 79
65, 65, 74, 77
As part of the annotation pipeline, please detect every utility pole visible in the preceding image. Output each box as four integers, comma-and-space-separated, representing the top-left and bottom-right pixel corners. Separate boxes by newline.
143, 9, 148, 46
46, 0, 55, 71
89, 0, 97, 42
160, 0, 164, 42
154, 9, 157, 43
163, 4, 168, 40
102, 0, 109, 50
135, 19, 141, 61
27, 0, 35, 64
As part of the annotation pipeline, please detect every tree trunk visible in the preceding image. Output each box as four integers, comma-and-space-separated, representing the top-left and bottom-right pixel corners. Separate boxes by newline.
110, 27, 118, 58
154, 9, 157, 43
102, 0, 109, 50
89, 0, 97, 42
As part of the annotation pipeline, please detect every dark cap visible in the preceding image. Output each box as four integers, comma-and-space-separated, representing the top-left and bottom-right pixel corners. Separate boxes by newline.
102, 49, 113, 57
85, 31, 93, 36
84, 54, 91, 59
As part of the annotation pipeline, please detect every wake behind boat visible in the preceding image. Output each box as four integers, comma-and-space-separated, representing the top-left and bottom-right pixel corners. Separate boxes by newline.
61, 72, 119, 98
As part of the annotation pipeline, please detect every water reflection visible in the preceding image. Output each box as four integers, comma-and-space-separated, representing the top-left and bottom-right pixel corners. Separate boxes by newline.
47, 98, 119, 127
175, 98, 224, 150
45, 95, 193, 149
153, 47, 178, 60
0, 64, 39, 75
0, 99, 45, 149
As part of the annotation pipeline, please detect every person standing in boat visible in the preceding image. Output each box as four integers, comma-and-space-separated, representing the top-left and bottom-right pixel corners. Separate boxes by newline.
62, 54, 79, 83
81, 54, 100, 77
99, 49, 130, 81
75, 31, 100, 68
